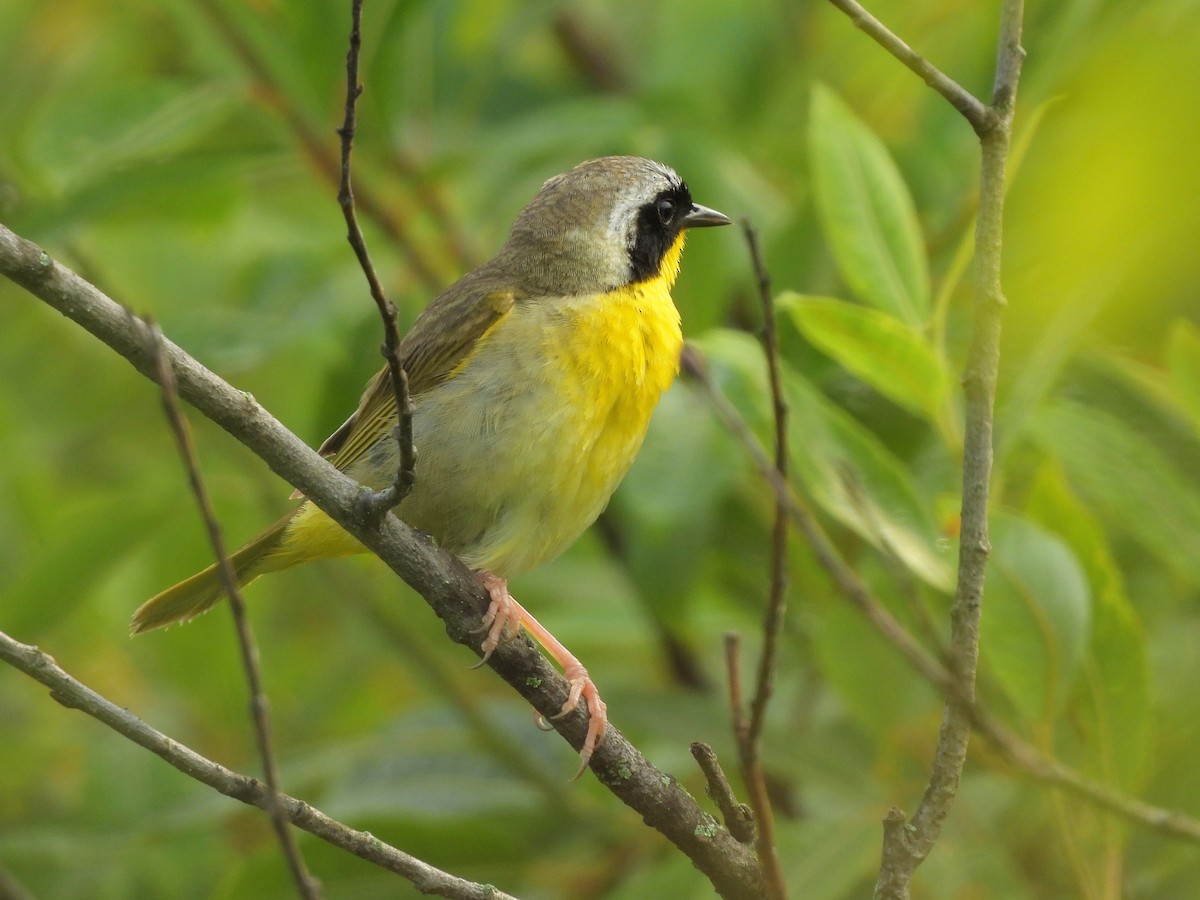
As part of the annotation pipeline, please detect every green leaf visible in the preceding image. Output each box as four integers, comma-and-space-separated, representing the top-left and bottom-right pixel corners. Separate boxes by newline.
780, 817, 880, 900
320, 708, 545, 821
809, 559, 934, 738
981, 515, 1092, 722
1026, 464, 1150, 790
808, 84, 930, 324
28, 79, 238, 193
693, 329, 952, 590
778, 292, 950, 422
783, 367, 951, 590
1168, 318, 1200, 432
1031, 398, 1200, 582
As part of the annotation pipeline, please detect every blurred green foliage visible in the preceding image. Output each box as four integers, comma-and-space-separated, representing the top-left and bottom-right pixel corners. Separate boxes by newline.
2, 0, 1199, 897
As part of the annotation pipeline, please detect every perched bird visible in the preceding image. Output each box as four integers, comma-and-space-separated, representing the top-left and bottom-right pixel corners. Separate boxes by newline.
132, 156, 730, 772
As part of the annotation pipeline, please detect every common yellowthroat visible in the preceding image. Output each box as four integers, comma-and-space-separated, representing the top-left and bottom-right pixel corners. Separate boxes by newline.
132, 156, 730, 770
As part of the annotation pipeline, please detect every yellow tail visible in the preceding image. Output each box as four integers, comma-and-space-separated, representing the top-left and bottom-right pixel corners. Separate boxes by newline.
130, 516, 290, 633
132, 500, 370, 633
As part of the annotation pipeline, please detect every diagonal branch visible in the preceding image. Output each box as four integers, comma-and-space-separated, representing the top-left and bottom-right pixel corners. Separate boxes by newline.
0, 223, 766, 900
682, 346, 950, 692
823, 0, 996, 135
0, 629, 511, 900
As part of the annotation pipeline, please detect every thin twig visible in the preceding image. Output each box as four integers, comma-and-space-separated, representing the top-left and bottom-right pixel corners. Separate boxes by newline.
552, 9, 629, 93
743, 220, 790, 747
874, 4, 1026, 897
0, 630, 513, 900
338, 0, 416, 524
735, 221, 789, 900
0, 227, 766, 900
145, 323, 321, 900
691, 742, 756, 845
724, 632, 748, 748
969, 708, 1200, 844
724, 633, 784, 897
823, 0, 995, 135
0, 864, 34, 900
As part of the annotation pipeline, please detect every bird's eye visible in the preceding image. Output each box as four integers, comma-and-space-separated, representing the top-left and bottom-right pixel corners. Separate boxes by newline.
655, 198, 676, 225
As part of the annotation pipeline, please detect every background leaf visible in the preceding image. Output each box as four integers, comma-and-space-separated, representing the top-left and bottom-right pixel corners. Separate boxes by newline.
779, 291, 951, 425
1168, 318, 1200, 432
1026, 464, 1150, 790
696, 328, 952, 590
980, 515, 1092, 723
808, 83, 930, 324
1030, 398, 1200, 582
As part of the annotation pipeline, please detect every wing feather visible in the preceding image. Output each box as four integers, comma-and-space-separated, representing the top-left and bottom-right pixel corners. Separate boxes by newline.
318, 285, 517, 473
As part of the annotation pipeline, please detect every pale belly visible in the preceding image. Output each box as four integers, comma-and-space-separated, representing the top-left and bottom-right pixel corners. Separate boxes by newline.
348, 287, 682, 577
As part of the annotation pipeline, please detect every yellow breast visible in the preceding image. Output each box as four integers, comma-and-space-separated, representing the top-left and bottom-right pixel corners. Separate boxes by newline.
276, 235, 687, 580
397, 234, 686, 577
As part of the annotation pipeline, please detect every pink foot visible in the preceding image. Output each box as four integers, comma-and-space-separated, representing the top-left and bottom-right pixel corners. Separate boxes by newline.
551, 660, 608, 780
469, 569, 608, 779
471, 571, 521, 667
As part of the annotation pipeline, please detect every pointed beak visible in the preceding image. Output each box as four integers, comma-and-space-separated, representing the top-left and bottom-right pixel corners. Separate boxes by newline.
681, 203, 733, 229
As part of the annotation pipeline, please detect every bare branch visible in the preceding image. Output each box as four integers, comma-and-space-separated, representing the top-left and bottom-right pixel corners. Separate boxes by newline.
823, 0, 996, 135
0, 864, 34, 900
0, 223, 766, 900
553, 9, 629, 93
877, 4, 1027, 896
733, 221, 789, 900
742, 219, 790, 750
145, 324, 321, 899
337, 0, 416, 523
0, 629, 513, 900
691, 742, 756, 845
970, 708, 1200, 844
723, 634, 785, 898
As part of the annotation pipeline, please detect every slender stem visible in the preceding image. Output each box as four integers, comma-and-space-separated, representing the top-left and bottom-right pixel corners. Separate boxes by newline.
896, 0, 1026, 880
682, 347, 950, 692
823, 0, 996, 135
724, 634, 786, 899
338, 0, 416, 523
146, 326, 321, 899
736, 221, 789, 900
743, 220, 790, 748
818, 1, 1028, 895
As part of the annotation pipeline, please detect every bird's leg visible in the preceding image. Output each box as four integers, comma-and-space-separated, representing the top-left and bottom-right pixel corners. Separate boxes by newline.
470, 570, 608, 778
472, 570, 522, 664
